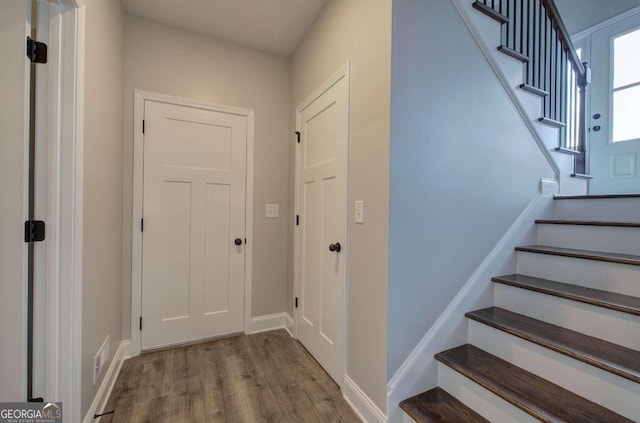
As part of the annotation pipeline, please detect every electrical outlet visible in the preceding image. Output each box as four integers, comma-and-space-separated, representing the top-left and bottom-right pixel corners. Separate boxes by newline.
354, 200, 364, 224
93, 335, 110, 386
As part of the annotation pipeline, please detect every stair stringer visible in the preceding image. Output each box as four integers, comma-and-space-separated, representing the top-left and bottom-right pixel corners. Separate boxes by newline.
386, 190, 555, 423
450, 0, 587, 196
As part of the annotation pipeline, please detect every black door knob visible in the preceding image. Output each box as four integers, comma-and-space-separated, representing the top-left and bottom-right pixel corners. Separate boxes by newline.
329, 242, 341, 253
592, 125, 601, 132
234, 238, 243, 246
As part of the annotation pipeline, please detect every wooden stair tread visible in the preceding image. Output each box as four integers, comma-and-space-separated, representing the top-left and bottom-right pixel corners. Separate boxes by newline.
519, 83, 549, 97
492, 274, 640, 316
555, 147, 581, 155
466, 307, 640, 383
515, 245, 640, 266
538, 117, 566, 128
435, 345, 633, 422
535, 219, 640, 228
472, 1, 509, 24
497, 45, 529, 62
400, 387, 489, 423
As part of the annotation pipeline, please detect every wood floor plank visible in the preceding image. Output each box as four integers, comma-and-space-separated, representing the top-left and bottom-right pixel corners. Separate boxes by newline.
101, 330, 360, 422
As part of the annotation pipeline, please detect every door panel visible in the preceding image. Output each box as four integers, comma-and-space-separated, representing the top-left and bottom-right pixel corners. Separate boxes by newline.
296, 73, 349, 385
142, 100, 247, 350
589, 14, 640, 194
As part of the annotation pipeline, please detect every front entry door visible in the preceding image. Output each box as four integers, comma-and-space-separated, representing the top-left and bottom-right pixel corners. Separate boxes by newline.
296, 69, 349, 385
142, 100, 247, 350
589, 13, 640, 194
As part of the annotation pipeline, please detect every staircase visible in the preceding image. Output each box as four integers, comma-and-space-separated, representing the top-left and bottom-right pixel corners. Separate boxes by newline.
400, 195, 640, 422
466, 0, 590, 184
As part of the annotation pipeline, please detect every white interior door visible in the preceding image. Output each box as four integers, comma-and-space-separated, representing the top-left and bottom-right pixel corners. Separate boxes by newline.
142, 100, 247, 350
296, 70, 349, 385
589, 13, 640, 194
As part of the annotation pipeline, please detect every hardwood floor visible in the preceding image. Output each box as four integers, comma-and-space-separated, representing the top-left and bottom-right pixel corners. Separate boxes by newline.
101, 330, 360, 423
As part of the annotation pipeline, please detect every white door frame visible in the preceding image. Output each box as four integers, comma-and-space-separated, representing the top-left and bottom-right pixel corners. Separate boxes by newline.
39, 1, 85, 421
293, 62, 351, 387
130, 90, 255, 356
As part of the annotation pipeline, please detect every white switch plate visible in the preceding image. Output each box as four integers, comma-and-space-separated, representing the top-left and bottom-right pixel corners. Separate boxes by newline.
265, 204, 279, 218
354, 200, 364, 224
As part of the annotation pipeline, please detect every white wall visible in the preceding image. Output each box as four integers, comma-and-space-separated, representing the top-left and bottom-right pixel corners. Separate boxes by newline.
388, 0, 555, 377
0, 0, 29, 402
289, 0, 391, 412
81, 0, 125, 415
122, 15, 291, 338
555, 0, 640, 34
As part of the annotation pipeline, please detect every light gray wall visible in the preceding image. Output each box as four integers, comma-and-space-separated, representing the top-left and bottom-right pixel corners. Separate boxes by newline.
555, 0, 640, 34
81, 0, 125, 415
289, 0, 391, 411
0, 0, 29, 401
122, 15, 291, 338
388, 0, 556, 377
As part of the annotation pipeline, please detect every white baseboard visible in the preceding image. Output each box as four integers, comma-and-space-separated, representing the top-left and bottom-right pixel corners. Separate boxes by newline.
283, 313, 294, 337
344, 375, 387, 423
83, 340, 128, 423
386, 192, 554, 422
246, 312, 293, 335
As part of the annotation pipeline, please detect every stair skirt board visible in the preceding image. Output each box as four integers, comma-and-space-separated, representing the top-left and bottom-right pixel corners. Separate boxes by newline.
468, 321, 640, 420
516, 252, 640, 298
536, 224, 640, 256
494, 284, 640, 351
437, 363, 539, 423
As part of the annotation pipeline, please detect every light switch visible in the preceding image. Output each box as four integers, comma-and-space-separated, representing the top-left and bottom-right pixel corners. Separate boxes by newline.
354, 200, 364, 224
265, 204, 279, 218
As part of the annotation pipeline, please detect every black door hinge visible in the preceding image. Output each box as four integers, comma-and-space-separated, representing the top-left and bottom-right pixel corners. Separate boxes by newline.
296, 215, 299, 226
141, 218, 144, 232
295, 297, 299, 308
26, 37, 47, 64
24, 220, 45, 243
139, 316, 142, 331
294, 131, 300, 143
142, 120, 145, 134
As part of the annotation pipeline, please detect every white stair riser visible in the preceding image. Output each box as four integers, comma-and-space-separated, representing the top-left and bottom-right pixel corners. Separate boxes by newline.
553, 198, 640, 223
495, 284, 640, 350
537, 224, 640, 256
516, 251, 640, 297
469, 321, 640, 420
437, 362, 538, 423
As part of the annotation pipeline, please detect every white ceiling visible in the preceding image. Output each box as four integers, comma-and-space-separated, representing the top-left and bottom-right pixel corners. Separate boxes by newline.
121, 0, 328, 57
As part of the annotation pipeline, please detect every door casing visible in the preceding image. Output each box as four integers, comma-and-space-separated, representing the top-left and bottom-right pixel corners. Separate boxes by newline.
293, 63, 351, 388
130, 90, 255, 356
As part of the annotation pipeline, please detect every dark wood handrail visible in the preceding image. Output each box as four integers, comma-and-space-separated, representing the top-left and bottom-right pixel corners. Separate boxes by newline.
540, 0, 586, 82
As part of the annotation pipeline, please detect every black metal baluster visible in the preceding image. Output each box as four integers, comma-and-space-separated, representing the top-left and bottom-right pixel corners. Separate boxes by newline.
525, 0, 532, 84
543, 12, 549, 116
537, 1, 543, 89
512, 0, 517, 50
502, 0, 509, 48
519, 0, 525, 55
